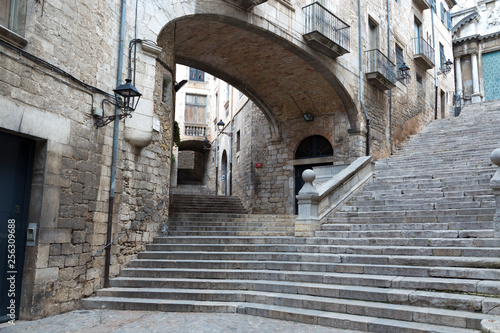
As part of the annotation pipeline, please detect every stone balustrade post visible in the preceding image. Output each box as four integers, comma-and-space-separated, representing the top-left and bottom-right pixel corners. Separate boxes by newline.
295, 169, 321, 237
490, 149, 500, 237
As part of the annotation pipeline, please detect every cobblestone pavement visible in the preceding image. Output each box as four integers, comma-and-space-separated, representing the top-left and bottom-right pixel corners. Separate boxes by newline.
0, 310, 364, 333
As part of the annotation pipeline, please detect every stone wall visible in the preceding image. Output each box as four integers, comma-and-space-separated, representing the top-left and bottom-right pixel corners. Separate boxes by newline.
0, 0, 457, 321
230, 101, 355, 215
0, 0, 175, 320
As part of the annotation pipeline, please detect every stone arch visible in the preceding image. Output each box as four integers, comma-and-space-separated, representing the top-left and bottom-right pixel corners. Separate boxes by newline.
295, 135, 334, 160
155, 7, 359, 139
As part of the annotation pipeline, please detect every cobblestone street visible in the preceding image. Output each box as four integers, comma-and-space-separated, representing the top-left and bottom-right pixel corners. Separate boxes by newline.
0, 310, 362, 333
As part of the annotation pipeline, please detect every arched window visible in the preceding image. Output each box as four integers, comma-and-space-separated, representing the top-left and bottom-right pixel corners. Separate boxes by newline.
295, 135, 333, 159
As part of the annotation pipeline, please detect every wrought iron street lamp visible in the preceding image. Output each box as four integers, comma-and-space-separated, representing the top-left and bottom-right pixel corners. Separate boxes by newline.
399, 62, 411, 81
93, 78, 142, 128
438, 59, 453, 76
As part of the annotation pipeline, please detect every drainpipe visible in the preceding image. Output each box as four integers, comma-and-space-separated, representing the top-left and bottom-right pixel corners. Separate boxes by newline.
358, 0, 370, 156
431, 2, 438, 119
387, 0, 393, 155
229, 121, 233, 196
215, 140, 219, 195
104, 0, 126, 288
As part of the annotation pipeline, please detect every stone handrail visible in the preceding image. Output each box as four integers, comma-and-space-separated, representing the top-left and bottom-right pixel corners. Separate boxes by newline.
295, 156, 373, 237
490, 149, 500, 238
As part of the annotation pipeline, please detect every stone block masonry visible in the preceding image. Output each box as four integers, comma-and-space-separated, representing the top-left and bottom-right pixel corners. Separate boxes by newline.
0, 0, 456, 322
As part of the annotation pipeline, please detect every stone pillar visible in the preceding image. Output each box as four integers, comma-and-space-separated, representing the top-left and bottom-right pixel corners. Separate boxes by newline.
295, 169, 320, 237
455, 57, 463, 96
471, 53, 481, 103
490, 148, 500, 238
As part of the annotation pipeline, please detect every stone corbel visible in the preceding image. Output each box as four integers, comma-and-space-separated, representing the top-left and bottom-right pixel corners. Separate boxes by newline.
124, 42, 163, 148
141, 40, 162, 57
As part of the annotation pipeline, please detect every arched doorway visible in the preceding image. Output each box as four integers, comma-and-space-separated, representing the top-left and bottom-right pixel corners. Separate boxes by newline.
221, 150, 228, 196
294, 135, 334, 213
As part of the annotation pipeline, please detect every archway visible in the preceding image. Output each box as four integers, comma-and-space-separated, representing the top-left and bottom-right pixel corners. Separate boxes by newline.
157, 13, 359, 140
294, 135, 334, 213
221, 150, 228, 196
177, 140, 209, 186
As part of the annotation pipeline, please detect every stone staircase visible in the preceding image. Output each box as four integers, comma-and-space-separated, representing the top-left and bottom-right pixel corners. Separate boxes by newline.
168, 193, 295, 236
83, 102, 500, 332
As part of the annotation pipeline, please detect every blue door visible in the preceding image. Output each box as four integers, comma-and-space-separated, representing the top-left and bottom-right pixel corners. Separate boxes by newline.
483, 51, 500, 101
0, 132, 34, 323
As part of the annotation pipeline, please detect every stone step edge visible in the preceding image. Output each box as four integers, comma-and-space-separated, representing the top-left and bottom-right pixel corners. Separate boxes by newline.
146, 244, 500, 252
109, 277, 500, 302
138, 251, 500, 266
128, 259, 500, 279
94, 287, 499, 326
118, 268, 500, 294
81, 297, 480, 333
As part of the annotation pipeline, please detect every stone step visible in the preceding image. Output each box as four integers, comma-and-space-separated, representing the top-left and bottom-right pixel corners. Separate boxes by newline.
319, 221, 494, 231
344, 202, 489, 212
328, 214, 493, 224
167, 223, 295, 230
358, 189, 493, 198
314, 229, 494, 238
82, 296, 482, 332
128, 259, 500, 280
348, 197, 490, 207
168, 230, 294, 236
107, 277, 500, 313
144, 243, 500, 257
334, 208, 495, 218
136, 251, 500, 269
153, 236, 500, 247
168, 213, 295, 221
153, 236, 307, 244
117, 268, 500, 296
88, 288, 498, 330
167, 221, 295, 228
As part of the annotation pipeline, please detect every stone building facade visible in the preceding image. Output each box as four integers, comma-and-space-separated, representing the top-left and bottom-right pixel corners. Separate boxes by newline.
451, 0, 500, 104
0, 0, 455, 322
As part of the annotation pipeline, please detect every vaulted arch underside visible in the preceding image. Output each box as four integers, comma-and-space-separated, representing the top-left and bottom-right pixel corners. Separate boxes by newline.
165, 15, 358, 138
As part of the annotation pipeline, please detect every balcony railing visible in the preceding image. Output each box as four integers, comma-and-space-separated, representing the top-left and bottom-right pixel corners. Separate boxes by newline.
303, 2, 350, 58
413, 37, 435, 70
184, 124, 207, 137
365, 49, 396, 91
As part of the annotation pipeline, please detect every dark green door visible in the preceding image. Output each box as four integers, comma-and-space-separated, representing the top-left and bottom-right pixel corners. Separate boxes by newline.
0, 131, 34, 323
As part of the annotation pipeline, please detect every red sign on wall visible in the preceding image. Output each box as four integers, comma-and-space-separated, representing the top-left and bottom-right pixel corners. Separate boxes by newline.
255, 163, 263, 168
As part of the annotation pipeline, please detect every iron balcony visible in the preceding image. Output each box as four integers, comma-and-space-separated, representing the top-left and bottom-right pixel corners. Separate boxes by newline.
303, 2, 350, 59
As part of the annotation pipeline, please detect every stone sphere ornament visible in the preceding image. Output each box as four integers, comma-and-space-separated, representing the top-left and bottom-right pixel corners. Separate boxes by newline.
491, 148, 500, 166
302, 169, 316, 183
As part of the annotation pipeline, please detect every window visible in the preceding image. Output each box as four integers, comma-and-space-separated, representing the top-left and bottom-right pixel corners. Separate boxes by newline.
439, 43, 445, 69
295, 136, 333, 159
447, 11, 452, 30
369, 18, 379, 50
416, 73, 423, 85
0, 0, 26, 36
236, 131, 241, 152
396, 44, 405, 76
185, 94, 207, 124
414, 18, 422, 54
189, 68, 205, 82
395, 44, 408, 85
431, 0, 436, 12
440, 3, 445, 23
